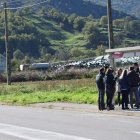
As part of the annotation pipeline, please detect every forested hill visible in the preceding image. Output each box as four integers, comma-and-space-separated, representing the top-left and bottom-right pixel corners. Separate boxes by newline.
4, 0, 129, 19
90, 0, 140, 19
42, 0, 128, 19
0, 0, 139, 64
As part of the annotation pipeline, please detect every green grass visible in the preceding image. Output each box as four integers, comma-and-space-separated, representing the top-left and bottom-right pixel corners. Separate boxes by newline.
0, 79, 98, 105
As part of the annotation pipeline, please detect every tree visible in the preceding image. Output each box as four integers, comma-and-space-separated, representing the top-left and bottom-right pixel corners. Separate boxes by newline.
43, 53, 52, 62
85, 49, 96, 57
68, 13, 77, 24
13, 49, 24, 60
11, 59, 20, 71
55, 47, 71, 61
114, 32, 124, 46
113, 19, 124, 28
37, 8, 47, 18
22, 56, 31, 64
126, 20, 140, 35
95, 45, 106, 56
73, 16, 85, 31
71, 48, 84, 58
100, 16, 108, 27
82, 22, 101, 44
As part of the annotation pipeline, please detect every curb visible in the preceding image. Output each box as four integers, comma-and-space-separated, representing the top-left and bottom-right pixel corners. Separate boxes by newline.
1, 102, 140, 117
29, 103, 140, 117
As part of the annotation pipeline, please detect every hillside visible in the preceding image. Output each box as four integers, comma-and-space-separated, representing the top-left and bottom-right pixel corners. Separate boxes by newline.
0, 0, 139, 65
90, 0, 140, 19
4, 0, 129, 19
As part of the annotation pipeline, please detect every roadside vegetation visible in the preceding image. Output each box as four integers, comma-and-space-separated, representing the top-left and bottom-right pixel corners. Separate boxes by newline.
0, 79, 98, 105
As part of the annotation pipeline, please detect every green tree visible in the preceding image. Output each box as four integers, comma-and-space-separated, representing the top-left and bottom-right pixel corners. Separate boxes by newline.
114, 32, 124, 46
127, 20, 140, 34
113, 19, 124, 28
13, 49, 24, 60
55, 47, 71, 61
86, 50, 96, 58
68, 13, 77, 24
95, 45, 105, 56
43, 53, 52, 62
82, 22, 101, 44
100, 16, 108, 27
71, 48, 84, 58
73, 16, 85, 31
11, 59, 20, 71
22, 56, 31, 64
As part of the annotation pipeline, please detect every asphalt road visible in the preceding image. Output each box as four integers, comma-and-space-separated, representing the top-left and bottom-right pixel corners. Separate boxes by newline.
0, 105, 140, 140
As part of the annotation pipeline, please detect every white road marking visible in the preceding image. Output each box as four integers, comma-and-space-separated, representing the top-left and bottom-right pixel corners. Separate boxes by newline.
134, 131, 140, 135
0, 123, 95, 140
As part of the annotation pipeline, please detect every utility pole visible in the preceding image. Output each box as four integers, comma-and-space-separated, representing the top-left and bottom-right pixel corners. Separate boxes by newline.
107, 0, 115, 69
4, 2, 11, 85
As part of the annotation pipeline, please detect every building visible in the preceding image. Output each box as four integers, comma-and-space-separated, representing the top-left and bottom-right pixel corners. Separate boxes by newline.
105, 46, 140, 67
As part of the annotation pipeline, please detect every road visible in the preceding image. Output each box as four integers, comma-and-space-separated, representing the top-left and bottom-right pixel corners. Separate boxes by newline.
0, 105, 140, 140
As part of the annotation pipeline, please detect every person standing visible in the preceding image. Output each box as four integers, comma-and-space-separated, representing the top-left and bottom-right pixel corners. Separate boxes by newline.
119, 69, 129, 110
128, 66, 140, 109
133, 63, 140, 106
133, 62, 139, 73
115, 68, 123, 106
96, 68, 105, 111
105, 68, 116, 111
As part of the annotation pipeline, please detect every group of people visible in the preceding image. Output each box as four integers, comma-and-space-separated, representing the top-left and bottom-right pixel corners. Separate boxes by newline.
96, 63, 140, 111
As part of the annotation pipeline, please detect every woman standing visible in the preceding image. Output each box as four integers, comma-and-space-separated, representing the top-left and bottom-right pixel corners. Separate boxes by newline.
115, 69, 123, 106
119, 69, 129, 110
105, 68, 116, 111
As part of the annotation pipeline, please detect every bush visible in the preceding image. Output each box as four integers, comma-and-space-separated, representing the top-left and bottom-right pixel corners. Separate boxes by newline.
1, 68, 98, 83
11, 71, 46, 82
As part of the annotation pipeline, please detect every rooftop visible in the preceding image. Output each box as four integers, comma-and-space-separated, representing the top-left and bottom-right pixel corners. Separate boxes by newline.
105, 46, 140, 53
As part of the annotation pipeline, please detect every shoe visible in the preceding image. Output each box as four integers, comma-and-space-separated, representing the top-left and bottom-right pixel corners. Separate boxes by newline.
107, 107, 110, 111
125, 107, 130, 110
122, 107, 125, 110
102, 107, 106, 110
136, 106, 139, 109
110, 106, 114, 110
131, 105, 133, 109
130, 107, 133, 110
98, 105, 103, 111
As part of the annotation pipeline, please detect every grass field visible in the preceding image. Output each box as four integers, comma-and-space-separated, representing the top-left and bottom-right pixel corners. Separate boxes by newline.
0, 79, 98, 105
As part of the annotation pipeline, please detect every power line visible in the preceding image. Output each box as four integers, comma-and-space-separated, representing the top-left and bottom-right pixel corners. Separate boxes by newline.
1, 0, 21, 4
2, 0, 38, 6
91, 0, 140, 7
4, 0, 49, 10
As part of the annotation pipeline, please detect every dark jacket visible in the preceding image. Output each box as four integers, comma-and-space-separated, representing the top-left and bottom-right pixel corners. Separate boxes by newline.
119, 76, 129, 90
128, 70, 140, 87
105, 73, 116, 91
96, 73, 105, 90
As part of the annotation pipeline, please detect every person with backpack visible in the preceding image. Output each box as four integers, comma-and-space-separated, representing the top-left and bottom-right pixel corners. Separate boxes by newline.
96, 68, 105, 111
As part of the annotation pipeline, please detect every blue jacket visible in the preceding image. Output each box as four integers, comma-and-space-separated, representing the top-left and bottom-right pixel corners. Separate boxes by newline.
119, 76, 129, 90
